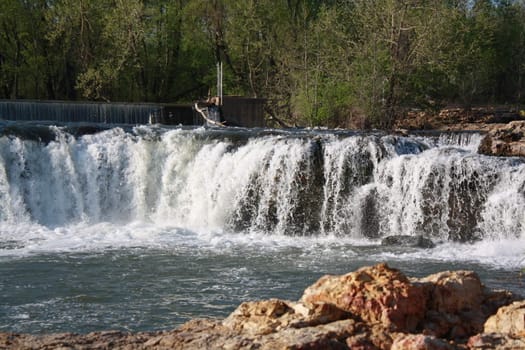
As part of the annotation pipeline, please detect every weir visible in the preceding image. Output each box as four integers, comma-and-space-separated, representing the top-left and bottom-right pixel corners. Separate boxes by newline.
0, 98, 266, 127
0, 99, 166, 124
0, 123, 523, 243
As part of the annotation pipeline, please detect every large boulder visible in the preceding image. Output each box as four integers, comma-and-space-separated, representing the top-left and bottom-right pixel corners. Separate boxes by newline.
301, 263, 428, 332
417, 270, 491, 339
483, 300, 525, 335
418, 270, 484, 314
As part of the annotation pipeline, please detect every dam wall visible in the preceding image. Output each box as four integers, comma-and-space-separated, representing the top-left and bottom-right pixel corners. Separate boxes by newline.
0, 98, 266, 127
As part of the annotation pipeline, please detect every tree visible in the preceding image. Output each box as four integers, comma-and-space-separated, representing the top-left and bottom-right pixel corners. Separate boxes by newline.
0, 0, 524, 126
347, 0, 443, 127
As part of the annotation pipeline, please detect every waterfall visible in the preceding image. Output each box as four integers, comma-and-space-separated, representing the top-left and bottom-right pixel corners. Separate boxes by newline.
0, 100, 162, 124
0, 123, 523, 242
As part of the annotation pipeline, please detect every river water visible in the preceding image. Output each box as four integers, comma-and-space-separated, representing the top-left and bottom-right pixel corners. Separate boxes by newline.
0, 122, 524, 333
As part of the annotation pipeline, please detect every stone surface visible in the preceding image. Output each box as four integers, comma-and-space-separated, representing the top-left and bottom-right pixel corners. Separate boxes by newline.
393, 106, 525, 157
478, 120, 525, 157
1, 263, 523, 350
416, 270, 490, 339
483, 300, 525, 335
381, 235, 435, 248
467, 332, 525, 349
418, 270, 484, 314
394, 106, 524, 132
0, 330, 163, 349
300, 263, 428, 332
391, 333, 455, 350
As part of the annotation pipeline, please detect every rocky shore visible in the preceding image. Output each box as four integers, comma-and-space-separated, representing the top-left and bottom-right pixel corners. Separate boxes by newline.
396, 106, 525, 157
477, 121, 525, 157
2, 263, 524, 349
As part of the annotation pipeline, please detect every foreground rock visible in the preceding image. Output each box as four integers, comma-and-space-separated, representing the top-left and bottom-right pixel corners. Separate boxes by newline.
1, 263, 523, 349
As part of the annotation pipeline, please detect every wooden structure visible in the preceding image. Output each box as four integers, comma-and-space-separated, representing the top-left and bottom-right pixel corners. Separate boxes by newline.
220, 96, 266, 127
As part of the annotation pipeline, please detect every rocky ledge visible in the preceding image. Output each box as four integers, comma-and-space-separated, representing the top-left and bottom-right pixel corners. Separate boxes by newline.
478, 120, 525, 157
394, 106, 525, 157
2, 263, 524, 349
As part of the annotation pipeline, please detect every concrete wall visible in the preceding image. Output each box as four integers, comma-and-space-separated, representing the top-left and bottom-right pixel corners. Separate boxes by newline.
0, 100, 162, 124
0, 98, 267, 128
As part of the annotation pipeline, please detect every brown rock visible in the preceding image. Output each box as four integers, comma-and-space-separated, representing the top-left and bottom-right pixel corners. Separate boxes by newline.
222, 298, 352, 336
256, 319, 356, 350
345, 324, 394, 350
289, 301, 353, 328
478, 120, 525, 156
416, 270, 508, 339
467, 332, 525, 349
418, 270, 484, 314
301, 263, 427, 332
157, 319, 237, 350
0, 330, 162, 350
484, 300, 525, 335
222, 299, 296, 335
391, 333, 456, 350
166, 318, 358, 350
481, 289, 518, 316
345, 336, 382, 350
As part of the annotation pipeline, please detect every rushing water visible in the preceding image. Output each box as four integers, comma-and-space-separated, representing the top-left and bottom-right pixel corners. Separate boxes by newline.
0, 121, 524, 333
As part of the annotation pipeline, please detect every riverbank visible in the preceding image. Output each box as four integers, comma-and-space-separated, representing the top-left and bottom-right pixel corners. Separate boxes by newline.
2, 263, 524, 349
394, 106, 524, 130
394, 106, 525, 157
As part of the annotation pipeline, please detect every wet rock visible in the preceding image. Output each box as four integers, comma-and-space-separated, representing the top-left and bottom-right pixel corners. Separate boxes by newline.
381, 235, 435, 248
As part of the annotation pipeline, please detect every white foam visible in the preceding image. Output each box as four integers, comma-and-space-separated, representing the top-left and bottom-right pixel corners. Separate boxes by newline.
0, 126, 523, 270
373, 239, 525, 269
1, 219, 523, 270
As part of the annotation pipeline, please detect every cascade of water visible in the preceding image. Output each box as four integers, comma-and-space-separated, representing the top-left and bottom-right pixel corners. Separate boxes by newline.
0, 124, 522, 242
0, 100, 161, 124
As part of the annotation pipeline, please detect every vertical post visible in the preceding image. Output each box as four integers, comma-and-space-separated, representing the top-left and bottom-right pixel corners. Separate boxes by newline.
217, 62, 220, 104
217, 61, 223, 106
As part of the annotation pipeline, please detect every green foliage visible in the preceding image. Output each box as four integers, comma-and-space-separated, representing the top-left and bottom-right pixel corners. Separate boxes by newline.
1, 0, 525, 127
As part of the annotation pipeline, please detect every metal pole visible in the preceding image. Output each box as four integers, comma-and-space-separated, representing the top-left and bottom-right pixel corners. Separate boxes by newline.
216, 62, 219, 104
217, 61, 223, 106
